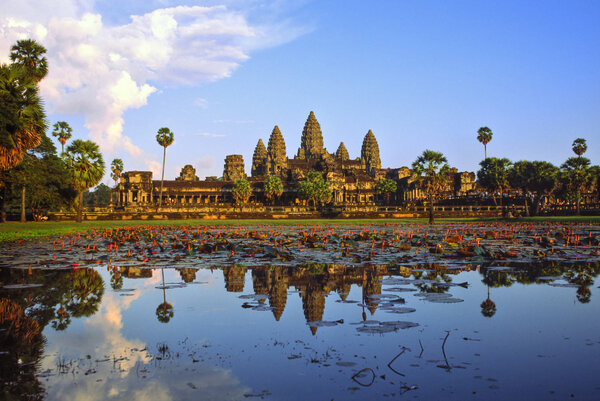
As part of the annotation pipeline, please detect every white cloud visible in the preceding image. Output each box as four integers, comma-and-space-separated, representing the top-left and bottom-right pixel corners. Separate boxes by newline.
194, 155, 218, 178
212, 119, 254, 124
0, 0, 305, 166
194, 98, 209, 109
196, 132, 226, 138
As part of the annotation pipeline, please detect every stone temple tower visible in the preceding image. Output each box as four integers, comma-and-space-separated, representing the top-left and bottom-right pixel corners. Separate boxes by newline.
223, 155, 246, 181
251, 139, 267, 177
335, 142, 349, 161
267, 126, 287, 175
360, 130, 381, 175
297, 111, 325, 160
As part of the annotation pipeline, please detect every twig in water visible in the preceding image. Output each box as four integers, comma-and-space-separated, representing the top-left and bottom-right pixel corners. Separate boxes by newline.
387, 347, 409, 377
438, 330, 451, 371
351, 368, 375, 387
418, 339, 424, 358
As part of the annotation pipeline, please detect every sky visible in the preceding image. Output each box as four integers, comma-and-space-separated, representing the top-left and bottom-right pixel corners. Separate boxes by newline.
1, 0, 599, 184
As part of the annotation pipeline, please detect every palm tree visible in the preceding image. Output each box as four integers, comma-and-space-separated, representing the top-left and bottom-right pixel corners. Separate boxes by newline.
9, 39, 48, 82
51, 121, 73, 156
263, 175, 283, 204
477, 157, 512, 215
412, 150, 450, 223
476, 127, 493, 160
64, 139, 105, 222
232, 178, 252, 208
0, 62, 47, 223
110, 158, 123, 186
0, 63, 47, 171
110, 158, 124, 206
376, 179, 397, 204
572, 138, 587, 158
156, 127, 174, 208
561, 156, 592, 215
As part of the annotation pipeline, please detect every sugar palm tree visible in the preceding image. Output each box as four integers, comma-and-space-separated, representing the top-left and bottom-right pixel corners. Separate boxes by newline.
561, 156, 592, 216
263, 175, 283, 204
0, 63, 47, 171
10, 39, 48, 82
110, 158, 123, 186
51, 121, 72, 156
476, 127, 493, 160
412, 150, 450, 223
156, 127, 174, 208
110, 158, 124, 206
64, 139, 105, 222
572, 138, 587, 158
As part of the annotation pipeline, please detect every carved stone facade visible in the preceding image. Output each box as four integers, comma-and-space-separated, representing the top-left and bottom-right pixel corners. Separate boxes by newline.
175, 164, 199, 181
223, 155, 246, 182
115, 111, 477, 210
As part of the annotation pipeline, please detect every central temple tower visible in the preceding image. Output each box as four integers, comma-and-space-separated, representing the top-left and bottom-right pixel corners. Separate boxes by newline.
297, 111, 326, 160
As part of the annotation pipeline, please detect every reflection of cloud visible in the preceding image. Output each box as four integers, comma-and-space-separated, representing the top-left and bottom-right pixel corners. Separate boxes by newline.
48, 363, 250, 401
41, 268, 248, 400
43, 285, 150, 374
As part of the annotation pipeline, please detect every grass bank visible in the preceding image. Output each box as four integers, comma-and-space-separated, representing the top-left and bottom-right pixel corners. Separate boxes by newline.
1, 216, 599, 243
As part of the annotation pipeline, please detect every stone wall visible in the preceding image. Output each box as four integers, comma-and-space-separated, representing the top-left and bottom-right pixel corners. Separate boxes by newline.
49, 205, 521, 221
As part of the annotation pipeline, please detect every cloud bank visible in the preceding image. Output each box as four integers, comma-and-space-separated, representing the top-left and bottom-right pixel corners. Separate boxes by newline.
0, 0, 304, 169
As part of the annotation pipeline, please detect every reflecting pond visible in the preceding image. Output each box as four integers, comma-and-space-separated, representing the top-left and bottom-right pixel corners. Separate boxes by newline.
1, 223, 600, 400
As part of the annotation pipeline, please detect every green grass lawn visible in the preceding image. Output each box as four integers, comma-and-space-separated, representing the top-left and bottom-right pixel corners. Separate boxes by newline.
1, 216, 599, 243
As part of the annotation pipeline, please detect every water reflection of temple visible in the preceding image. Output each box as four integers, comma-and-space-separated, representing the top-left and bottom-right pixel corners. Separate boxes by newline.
119, 266, 153, 279
177, 268, 198, 283
221, 264, 393, 334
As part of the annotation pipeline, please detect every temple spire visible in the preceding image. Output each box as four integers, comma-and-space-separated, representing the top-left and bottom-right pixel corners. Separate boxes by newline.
336, 142, 349, 161
297, 111, 325, 159
251, 139, 267, 176
361, 129, 381, 175
267, 125, 287, 175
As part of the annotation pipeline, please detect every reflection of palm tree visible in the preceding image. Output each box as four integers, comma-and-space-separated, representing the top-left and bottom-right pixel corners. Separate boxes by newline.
110, 269, 123, 290
50, 303, 71, 331
156, 268, 174, 323
68, 269, 104, 317
480, 286, 496, 318
576, 286, 591, 304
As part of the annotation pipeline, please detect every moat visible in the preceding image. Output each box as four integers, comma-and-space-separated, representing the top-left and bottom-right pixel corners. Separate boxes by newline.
1, 223, 600, 400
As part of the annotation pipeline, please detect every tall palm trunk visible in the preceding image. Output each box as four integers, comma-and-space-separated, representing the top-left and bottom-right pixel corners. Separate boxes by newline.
500, 188, 505, 218
20, 185, 26, 222
576, 192, 581, 216
1, 183, 6, 223
428, 193, 434, 224
77, 189, 83, 223
484, 144, 487, 160
159, 146, 166, 208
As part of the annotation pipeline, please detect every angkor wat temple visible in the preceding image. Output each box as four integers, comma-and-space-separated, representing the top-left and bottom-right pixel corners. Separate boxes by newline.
115, 112, 476, 210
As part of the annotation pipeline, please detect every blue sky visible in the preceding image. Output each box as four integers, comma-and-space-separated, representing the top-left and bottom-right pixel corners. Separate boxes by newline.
2, 0, 599, 183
